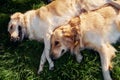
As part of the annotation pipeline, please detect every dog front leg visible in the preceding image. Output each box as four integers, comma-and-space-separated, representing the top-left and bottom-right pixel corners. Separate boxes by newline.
75, 52, 83, 63
38, 51, 46, 74
98, 43, 116, 80
74, 45, 83, 63
44, 35, 54, 70
38, 33, 54, 73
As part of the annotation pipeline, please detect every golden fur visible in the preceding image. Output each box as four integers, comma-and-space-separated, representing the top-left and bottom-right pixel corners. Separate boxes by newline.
50, 1, 120, 80
8, 0, 120, 75
8, 0, 83, 73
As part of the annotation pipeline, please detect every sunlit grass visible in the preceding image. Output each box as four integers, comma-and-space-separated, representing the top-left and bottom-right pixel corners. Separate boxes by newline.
0, 0, 120, 80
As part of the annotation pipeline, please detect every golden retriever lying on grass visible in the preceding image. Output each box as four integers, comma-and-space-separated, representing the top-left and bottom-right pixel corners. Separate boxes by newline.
7, 0, 120, 74
50, 1, 120, 80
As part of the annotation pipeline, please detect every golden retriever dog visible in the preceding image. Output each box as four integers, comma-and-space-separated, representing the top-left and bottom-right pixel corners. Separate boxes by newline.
7, 0, 119, 74
50, 1, 120, 80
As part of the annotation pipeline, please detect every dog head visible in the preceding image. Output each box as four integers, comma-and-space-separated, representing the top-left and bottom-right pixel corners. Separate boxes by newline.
50, 17, 81, 60
8, 12, 26, 42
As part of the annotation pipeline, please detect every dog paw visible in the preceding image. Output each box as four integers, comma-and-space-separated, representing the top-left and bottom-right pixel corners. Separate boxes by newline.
76, 55, 83, 63
49, 66, 54, 71
37, 71, 42, 75
49, 61, 54, 70
37, 66, 43, 74
37, 69, 43, 74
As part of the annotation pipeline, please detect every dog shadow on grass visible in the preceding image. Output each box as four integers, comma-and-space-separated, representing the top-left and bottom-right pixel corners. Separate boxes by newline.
0, 12, 120, 80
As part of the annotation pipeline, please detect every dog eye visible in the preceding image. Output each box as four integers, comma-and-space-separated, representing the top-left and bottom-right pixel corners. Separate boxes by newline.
55, 41, 59, 46
61, 49, 65, 54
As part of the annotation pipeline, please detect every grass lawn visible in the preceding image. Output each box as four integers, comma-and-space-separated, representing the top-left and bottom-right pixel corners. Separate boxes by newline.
0, 0, 120, 80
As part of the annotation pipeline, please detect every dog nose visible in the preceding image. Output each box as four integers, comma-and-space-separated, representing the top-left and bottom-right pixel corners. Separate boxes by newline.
10, 36, 14, 41
10, 36, 20, 42
50, 54, 56, 61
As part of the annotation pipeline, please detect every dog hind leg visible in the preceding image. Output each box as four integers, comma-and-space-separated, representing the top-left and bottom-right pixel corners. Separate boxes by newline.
97, 43, 116, 80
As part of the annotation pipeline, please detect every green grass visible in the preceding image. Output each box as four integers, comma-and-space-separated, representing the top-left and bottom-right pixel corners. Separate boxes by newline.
0, 0, 120, 80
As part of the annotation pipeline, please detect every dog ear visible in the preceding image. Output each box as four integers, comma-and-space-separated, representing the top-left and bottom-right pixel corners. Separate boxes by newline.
63, 30, 78, 53
11, 12, 25, 26
11, 12, 23, 20
62, 34, 75, 53
63, 33, 74, 43
63, 33, 80, 53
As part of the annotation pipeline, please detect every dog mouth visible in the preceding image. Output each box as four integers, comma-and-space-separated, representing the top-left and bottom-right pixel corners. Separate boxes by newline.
18, 26, 23, 41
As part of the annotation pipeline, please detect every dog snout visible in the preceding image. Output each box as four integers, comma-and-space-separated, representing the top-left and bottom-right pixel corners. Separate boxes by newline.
10, 36, 20, 42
